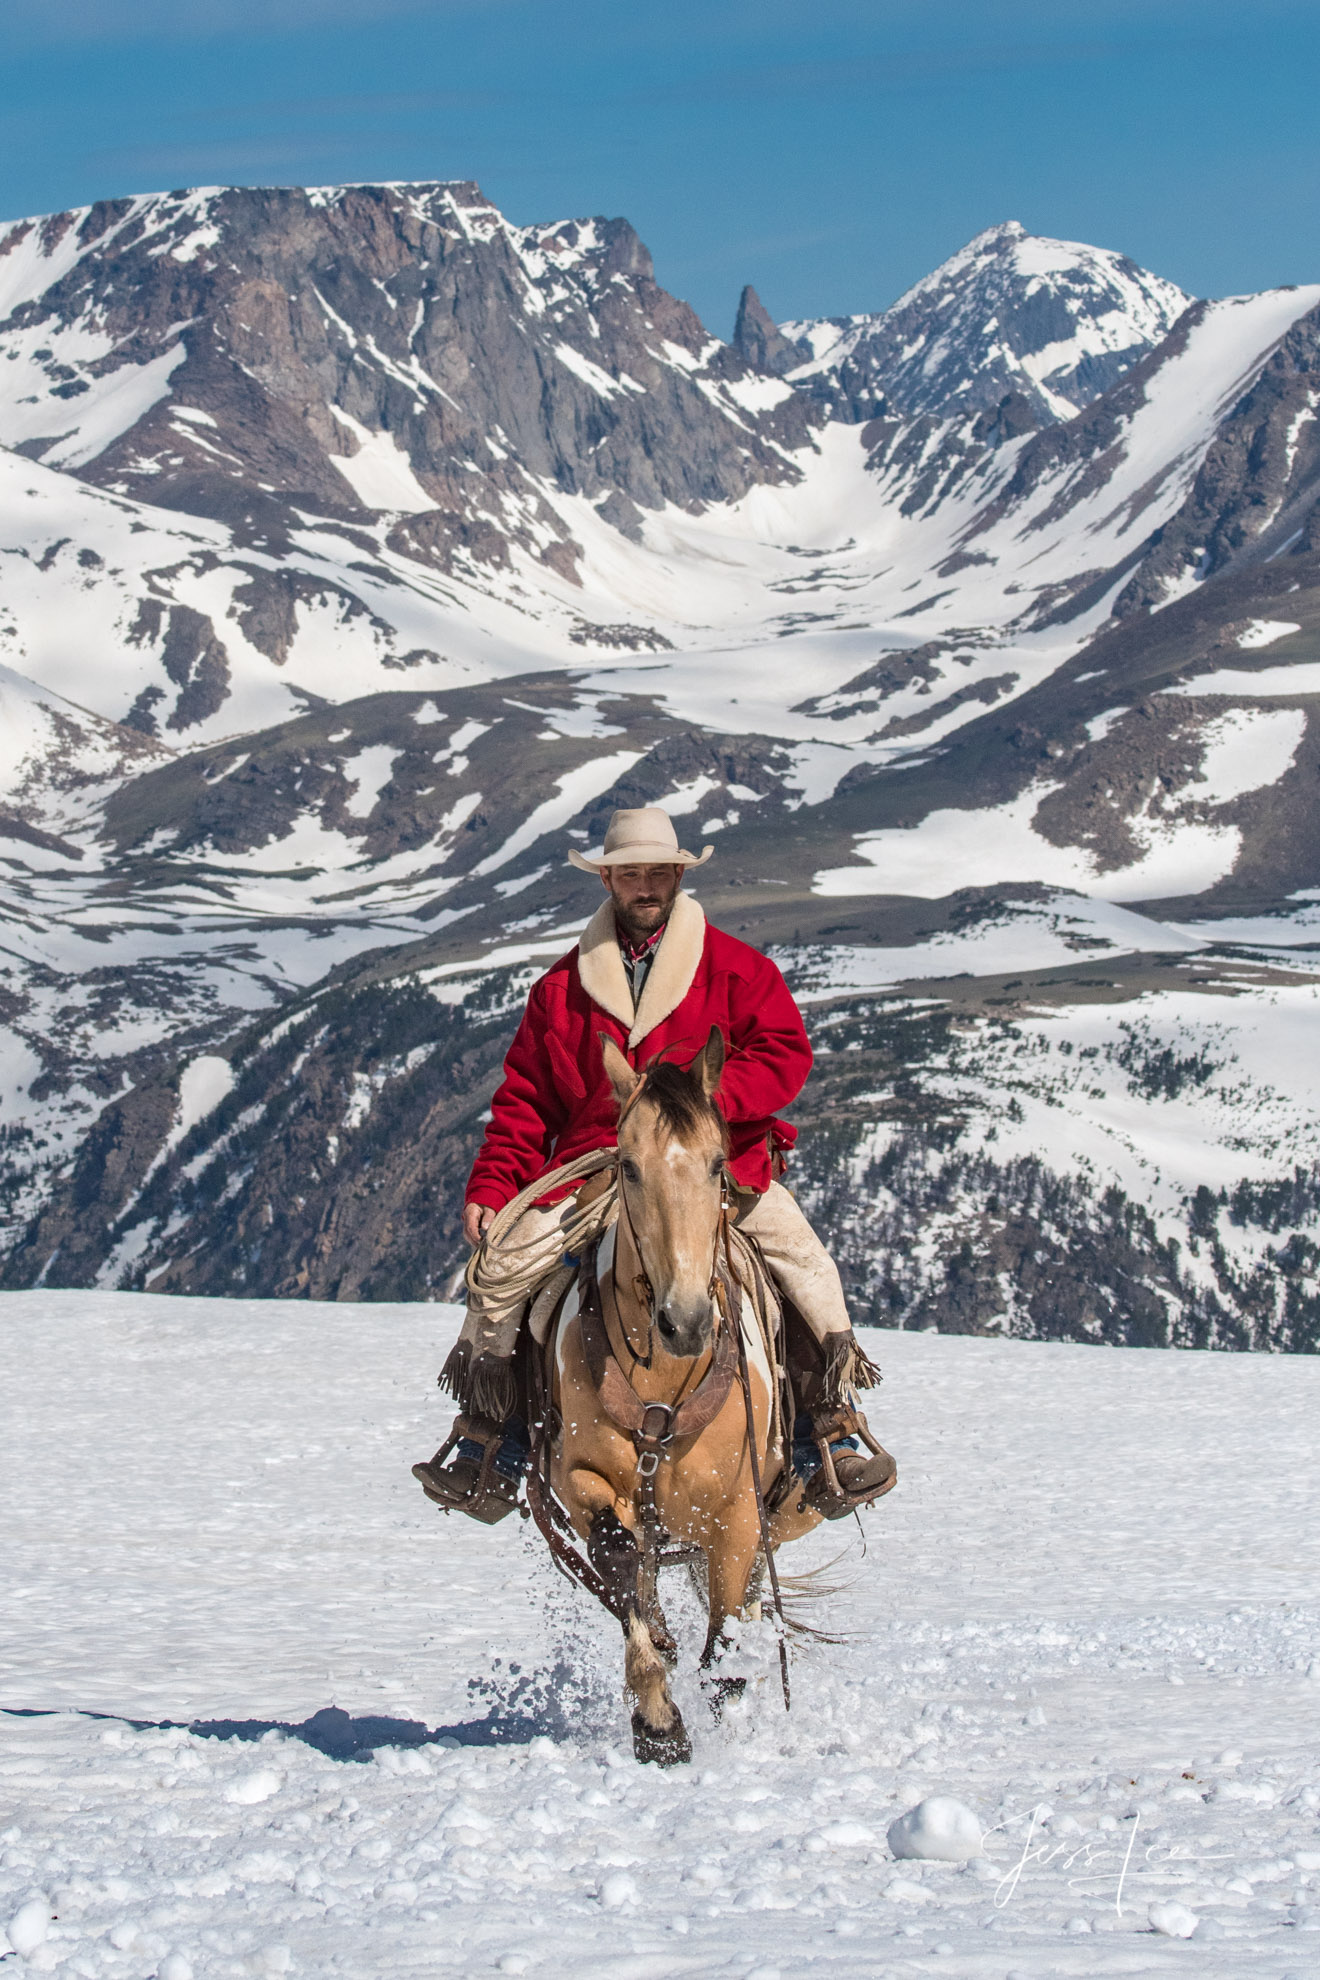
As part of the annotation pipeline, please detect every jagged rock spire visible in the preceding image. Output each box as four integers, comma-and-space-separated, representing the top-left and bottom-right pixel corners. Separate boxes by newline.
732, 285, 800, 376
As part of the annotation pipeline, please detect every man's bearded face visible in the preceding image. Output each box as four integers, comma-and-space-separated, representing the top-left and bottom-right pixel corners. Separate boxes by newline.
604, 863, 683, 941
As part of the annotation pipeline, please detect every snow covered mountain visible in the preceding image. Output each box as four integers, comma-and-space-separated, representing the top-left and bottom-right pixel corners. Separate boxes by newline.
0, 187, 1307, 752
0, 181, 824, 739
778, 220, 1190, 422
2, 180, 1320, 1341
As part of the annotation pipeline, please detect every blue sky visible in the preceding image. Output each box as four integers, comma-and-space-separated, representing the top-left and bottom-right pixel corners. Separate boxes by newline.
3, 0, 1318, 336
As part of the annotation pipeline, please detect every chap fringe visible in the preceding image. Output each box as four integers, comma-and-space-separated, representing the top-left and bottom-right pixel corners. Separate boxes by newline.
438, 1340, 518, 1422
822, 1329, 881, 1405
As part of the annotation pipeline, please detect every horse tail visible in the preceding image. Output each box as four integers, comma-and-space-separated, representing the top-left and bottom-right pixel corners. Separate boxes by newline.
761, 1549, 859, 1645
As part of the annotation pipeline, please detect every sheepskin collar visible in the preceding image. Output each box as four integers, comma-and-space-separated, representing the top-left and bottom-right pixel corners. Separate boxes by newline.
576, 891, 707, 1049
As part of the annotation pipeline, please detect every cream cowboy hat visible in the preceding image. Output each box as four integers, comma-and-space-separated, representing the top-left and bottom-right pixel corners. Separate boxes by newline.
567, 805, 714, 873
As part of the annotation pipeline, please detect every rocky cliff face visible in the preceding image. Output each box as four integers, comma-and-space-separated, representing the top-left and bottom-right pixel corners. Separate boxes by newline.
0, 184, 819, 543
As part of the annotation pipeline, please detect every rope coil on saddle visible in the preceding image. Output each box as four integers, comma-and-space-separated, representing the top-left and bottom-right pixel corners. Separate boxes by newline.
464, 1147, 621, 1308
464, 1068, 663, 1315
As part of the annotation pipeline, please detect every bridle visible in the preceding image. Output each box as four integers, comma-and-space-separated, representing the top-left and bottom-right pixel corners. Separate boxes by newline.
611, 1063, 733, 1367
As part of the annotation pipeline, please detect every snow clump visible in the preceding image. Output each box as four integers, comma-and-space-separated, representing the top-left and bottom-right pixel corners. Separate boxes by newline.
887, 1795, 984, 1861
225, 1768, 282, 1805
6, 1898, 52, 1958
1149, 1899, 1199, 1937
597, 1872, 638, 1908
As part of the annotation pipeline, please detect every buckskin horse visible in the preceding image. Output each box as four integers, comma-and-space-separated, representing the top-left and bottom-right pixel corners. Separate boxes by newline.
513, 1027, 874, 1764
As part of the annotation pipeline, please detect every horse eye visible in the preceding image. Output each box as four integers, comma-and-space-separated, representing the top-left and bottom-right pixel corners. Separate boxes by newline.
710, 1157, 725, 1179
621, 1158, 641, 1185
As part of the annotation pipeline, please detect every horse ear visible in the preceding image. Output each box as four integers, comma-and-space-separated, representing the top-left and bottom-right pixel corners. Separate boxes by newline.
598, 1033, 639, 1114
697, 1024, 725, 1098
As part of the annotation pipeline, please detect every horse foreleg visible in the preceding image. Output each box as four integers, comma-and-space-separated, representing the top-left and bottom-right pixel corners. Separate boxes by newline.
700, 1506, 763, 1715
586, 1505, 641, 1617
625, 1612, 691, 1766
587, 1506, 691, 1767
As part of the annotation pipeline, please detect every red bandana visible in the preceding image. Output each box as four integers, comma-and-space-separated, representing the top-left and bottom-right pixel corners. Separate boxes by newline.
618, 922, 666, 962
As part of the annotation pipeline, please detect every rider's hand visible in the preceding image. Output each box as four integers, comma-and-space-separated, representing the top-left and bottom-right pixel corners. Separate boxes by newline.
463, 1201, 496, 1247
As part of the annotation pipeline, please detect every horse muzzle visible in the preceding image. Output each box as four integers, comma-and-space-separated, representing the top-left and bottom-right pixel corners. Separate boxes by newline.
654, 1295, 715, 1359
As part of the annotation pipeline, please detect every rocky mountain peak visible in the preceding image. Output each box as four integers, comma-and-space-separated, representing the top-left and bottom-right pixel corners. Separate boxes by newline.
783, 220, 1191, 423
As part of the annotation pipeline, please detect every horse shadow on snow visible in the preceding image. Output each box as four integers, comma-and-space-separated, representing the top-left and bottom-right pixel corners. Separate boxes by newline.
4, 1655, 615, 1761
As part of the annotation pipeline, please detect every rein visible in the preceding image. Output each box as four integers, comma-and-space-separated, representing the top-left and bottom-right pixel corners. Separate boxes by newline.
610, 1165, 657, 1368
717, 1186, 792, 1711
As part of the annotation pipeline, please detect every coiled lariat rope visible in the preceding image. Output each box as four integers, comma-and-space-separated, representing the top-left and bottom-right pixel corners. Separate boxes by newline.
464, 1148, 620, 1310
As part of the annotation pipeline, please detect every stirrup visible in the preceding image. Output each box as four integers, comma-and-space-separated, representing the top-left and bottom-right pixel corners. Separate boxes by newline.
412, 1415, 520, 1526
803, 1410, 897, 1520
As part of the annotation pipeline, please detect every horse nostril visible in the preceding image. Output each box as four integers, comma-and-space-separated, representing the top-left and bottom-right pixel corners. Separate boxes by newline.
656, 1309, 676, 1338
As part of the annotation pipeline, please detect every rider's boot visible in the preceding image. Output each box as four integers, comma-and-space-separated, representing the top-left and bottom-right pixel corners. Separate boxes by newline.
778, 1311, 895, 1518
794, 1406, 897, 1521
412, 1408, 530, 1525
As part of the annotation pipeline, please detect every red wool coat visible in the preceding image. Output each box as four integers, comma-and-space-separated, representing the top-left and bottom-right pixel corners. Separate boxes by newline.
465, 892, 812, 1210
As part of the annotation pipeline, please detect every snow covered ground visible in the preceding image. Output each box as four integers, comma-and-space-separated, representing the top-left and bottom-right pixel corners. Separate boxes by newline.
3, 1291, 1319, 1976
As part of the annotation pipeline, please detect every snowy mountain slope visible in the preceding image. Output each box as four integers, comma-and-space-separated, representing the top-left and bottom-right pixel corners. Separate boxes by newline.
815, 685, 1319, 910
1112, 294, 1320, 614
812, 553, 1320, 919
530, 283, 1320, 771
787, 939, 1320, 1350
781, 220, 1190, 422
0, 659, 168, 850
0, 442, 475, 742
927, 287, 1320, 634
3, 1290, 1319, 1976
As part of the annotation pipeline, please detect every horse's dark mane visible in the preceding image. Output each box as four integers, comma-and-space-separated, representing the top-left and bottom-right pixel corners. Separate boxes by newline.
640, 1057, 727, 1149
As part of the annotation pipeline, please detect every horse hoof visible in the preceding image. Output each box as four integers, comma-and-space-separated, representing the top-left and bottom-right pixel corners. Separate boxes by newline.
703, 1674, 746, 1721
631, 1708, 692, 1767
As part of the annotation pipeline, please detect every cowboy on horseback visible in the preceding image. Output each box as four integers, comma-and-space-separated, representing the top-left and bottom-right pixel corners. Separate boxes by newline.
414, 804, 895, 1525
